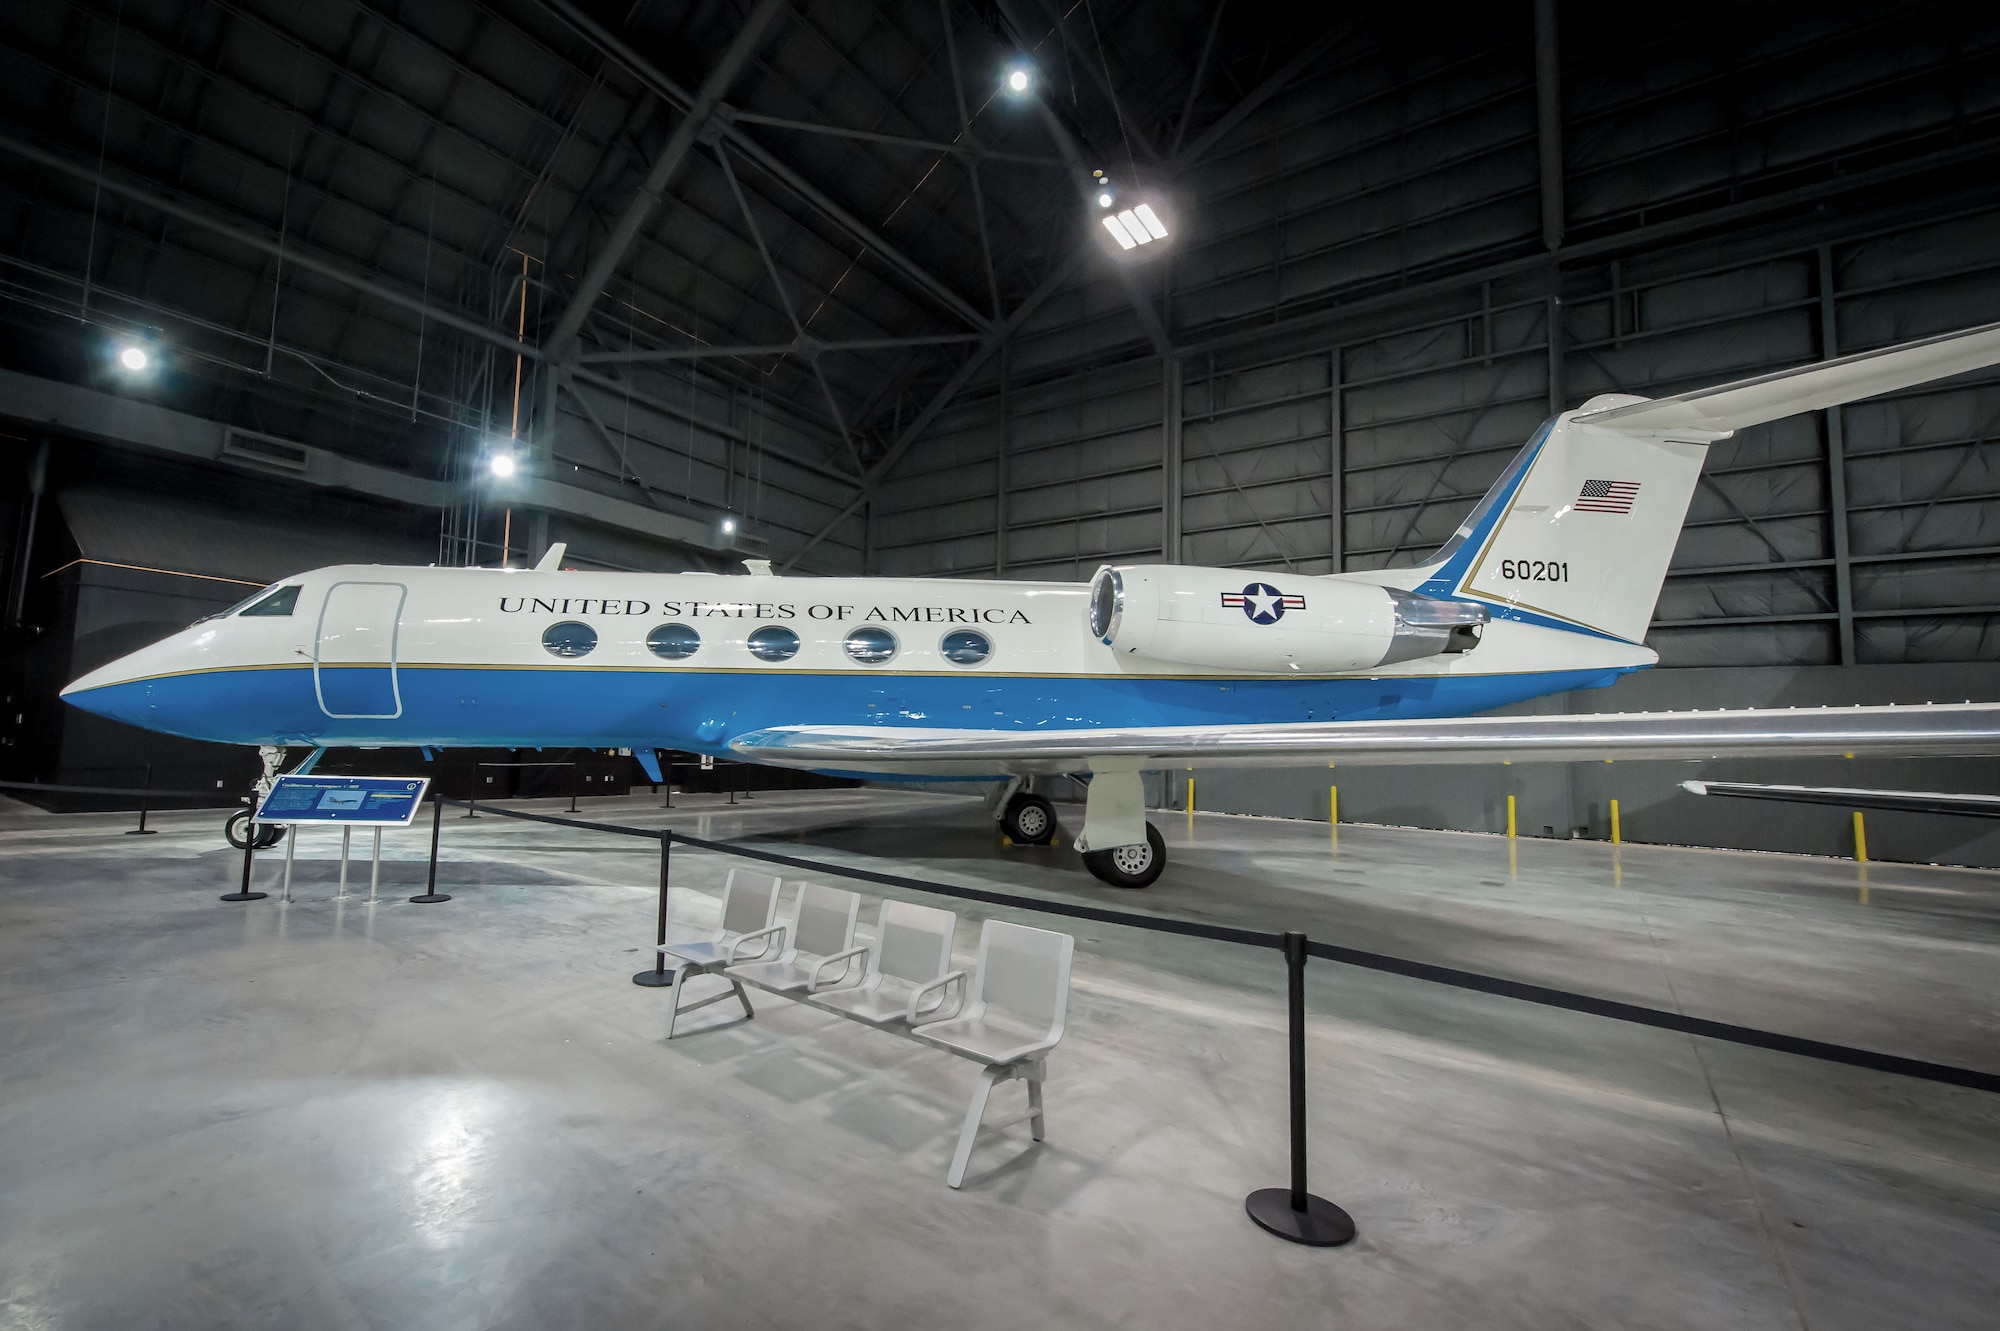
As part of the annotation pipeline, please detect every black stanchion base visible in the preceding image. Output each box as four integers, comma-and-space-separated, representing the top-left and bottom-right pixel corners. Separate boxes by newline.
1245, 1190, 1356, 1247
632, 968, 676, 987
408, 893, 452, 904
124, 828, 158, 836
220, 891, 268, 902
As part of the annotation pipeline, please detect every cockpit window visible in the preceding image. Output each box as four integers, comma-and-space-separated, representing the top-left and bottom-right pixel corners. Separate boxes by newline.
238, 585, 301, 617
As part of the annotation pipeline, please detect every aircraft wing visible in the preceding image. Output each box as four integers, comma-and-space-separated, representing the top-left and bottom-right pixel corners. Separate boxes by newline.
730, 702, 2000, 776
1682, 780, 2000, 819
1573, 319, 2000, 436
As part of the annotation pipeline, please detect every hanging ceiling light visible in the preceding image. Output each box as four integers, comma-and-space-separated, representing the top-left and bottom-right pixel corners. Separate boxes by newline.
1003, 63, 1033, 96
1102, 202, 1170, 251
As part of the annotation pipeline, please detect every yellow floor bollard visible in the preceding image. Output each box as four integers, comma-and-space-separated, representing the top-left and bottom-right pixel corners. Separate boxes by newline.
1506, 793, 1517, 839
1610, 798, 1621, 845
1329, 785, 1338, 824
1187, 776, 1196, 814
1853, 810, 1868, 862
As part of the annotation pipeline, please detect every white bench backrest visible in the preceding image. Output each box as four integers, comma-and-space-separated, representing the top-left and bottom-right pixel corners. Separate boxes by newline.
720, 869, 782, 936
874, 901, 957, 984
792, 882, 861, 958
972, 920, 1073, 1038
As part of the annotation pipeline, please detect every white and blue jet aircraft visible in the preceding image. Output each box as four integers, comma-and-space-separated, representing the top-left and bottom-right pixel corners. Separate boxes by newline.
61, 322, 2000, 885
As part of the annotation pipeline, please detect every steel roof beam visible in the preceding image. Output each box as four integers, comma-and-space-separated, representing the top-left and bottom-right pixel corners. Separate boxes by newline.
715, 142, 864, 471
0, 129, 529, 362
535, 0, 994, 335
541, 0, 791, 365
579, 333, 982, 365
780, 245, 1085, 569
719, 108, 1062, 167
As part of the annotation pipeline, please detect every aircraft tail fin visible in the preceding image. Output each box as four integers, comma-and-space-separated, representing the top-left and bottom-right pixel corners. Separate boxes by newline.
1412, 414, 1707, 643
1408, 317, 2000, 643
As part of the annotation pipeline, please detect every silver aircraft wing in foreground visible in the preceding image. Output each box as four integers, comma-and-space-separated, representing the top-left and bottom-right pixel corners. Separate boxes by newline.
731, 702, 2000, 777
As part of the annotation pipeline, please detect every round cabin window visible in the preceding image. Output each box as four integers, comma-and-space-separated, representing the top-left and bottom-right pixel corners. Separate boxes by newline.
646, 622, 701, 660
843, 626, 898, 665
746, 625, 800, 662
542, 621, 598, 659
939, 629, 992, 665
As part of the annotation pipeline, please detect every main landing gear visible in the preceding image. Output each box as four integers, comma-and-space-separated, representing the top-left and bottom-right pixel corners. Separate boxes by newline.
1001, 792, 1058, 845
997, 779, 1168, 889
1081, 822, 1167, 889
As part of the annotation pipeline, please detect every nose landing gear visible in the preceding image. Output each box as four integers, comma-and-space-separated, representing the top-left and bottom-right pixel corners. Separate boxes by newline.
225, 808, 286, 850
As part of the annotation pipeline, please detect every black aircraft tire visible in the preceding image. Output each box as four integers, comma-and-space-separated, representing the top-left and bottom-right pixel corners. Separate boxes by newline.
1081, 822, 1166, 889
225, 810, 288, 851
1002, 793, 1059, 845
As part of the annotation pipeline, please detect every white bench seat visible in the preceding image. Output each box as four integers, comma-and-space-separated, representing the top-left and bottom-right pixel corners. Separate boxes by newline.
806, 900, 959, 1028
662, 868, 781, 1039
906, 919, 1075, 1188
724, 882, 862, 996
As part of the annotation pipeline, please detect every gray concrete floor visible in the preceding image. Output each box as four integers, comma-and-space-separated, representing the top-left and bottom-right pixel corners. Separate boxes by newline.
1, 787, 1996, 1330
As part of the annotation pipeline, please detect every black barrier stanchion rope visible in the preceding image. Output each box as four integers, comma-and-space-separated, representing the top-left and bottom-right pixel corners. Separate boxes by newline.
635, 836, 675, 987
410, 794, 451, 903
1246, 933, 1356, 1246
436, 797, 2000, 1101
221, 815, 266, 902
124, 764, 158, 836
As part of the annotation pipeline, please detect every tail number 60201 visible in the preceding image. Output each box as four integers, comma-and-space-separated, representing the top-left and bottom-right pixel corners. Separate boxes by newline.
1497, 559, 1568, 582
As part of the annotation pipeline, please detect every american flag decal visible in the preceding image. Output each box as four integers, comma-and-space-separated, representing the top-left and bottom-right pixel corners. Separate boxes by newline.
1576, 478, 1640, 514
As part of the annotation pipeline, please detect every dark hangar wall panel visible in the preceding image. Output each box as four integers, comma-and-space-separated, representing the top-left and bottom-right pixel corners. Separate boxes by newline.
870, 1, 2000, 669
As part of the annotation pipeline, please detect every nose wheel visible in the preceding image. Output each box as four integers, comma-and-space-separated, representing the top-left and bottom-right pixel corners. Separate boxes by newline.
225, 809, 286, 851
1001, 792, 1059, 845
1081, 822, 1166, 889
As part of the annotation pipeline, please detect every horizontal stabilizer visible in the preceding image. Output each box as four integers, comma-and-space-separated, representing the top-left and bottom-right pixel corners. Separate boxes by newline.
1681, 780, 2000, 820
1575, 319, 2000, 436
731, 702, 2000, 776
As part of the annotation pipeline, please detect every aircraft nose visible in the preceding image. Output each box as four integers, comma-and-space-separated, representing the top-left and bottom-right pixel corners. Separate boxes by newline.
60, 652, 155, 723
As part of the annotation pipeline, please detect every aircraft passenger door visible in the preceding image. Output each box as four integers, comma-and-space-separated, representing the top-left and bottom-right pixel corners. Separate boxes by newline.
315, 582, 407, 719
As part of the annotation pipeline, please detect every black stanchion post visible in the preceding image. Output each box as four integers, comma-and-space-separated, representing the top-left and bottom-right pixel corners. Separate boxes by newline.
221, 814, 267, 901
634, 835, 676, 987
410, 794, 451, 903
568, 763, 580, 814
463, 768, 480, 819
126, 763, 157, 835
1245, 931, 1355, 1247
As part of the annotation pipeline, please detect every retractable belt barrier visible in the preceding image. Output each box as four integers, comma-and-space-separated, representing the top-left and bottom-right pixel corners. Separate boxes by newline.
430, 795, 1997, 1244
0, 777, 223, 799
436, 797, 2000, 1094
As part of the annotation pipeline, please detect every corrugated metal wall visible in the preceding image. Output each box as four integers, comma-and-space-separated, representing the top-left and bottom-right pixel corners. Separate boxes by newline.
872, 3, 2000, 669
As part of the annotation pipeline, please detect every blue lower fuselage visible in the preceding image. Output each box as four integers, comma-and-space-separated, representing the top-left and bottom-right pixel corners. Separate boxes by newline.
69, 662, 1637, 759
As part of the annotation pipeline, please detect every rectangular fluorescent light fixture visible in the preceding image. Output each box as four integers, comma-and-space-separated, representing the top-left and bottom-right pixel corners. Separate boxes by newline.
1115, 210, 1152, 246
1102, 214, 1140, 249
1133, 203, 1169, 240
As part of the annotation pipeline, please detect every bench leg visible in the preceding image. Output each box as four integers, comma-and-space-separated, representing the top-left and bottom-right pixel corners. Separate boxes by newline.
1026, 1060, 1046, 1142
948, 1065, 1008, 1189
666, 968, 757, 1040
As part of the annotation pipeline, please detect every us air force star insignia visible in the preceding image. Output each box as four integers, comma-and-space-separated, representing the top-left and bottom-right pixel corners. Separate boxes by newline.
1221, 583, 1305, 622
1241, 582, 1284, 624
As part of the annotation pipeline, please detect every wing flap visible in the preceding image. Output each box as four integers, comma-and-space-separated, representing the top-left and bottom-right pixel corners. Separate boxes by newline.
1574, 320, 2000, 436
731, 702, 2000, 775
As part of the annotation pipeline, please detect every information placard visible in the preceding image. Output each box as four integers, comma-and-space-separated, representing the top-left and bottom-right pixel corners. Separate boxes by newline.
257, 775, 431, 826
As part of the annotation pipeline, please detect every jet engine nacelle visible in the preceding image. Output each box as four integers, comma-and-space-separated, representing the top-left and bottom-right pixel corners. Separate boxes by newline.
1087, 565, 1487, 673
